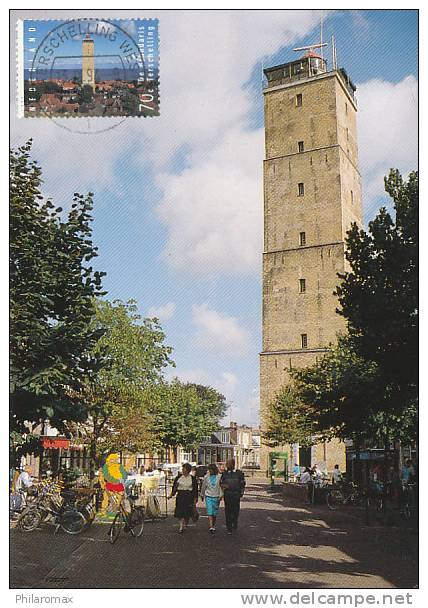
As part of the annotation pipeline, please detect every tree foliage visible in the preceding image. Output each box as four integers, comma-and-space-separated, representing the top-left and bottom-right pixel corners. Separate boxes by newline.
146, 380, 227, 455
263, 385, 315, 448
335, 169, 418, 440
80, 84, 94, 104
10, 142, 106, 445
265, 170, 418, 448
68, 299, 175, 469
290, 338, 380, 444
336, 170, 418, 405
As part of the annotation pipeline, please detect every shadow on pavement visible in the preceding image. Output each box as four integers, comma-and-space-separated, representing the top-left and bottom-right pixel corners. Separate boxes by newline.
10, 479, 418, 589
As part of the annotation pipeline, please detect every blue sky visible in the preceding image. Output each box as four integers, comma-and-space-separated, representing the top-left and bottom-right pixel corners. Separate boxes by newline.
12, 9, 418, 426
23, 18, 158, 74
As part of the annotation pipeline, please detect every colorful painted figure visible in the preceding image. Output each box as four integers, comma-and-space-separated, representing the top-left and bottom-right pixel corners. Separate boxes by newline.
98, 453, 128, 515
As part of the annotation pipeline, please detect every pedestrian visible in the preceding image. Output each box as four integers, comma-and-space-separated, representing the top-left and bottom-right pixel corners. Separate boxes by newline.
402, 459, 414, 484
200, 463, 223, 533
196, 461, 208, 478
15, 466, 33, 492
220, 458, 246, 534
196, 461, 208, 492
170, 462, 198, 533
10, 467, 20, 492
292, 462, 300, 482
300, 467, 313, 504
332, 464, 343, 484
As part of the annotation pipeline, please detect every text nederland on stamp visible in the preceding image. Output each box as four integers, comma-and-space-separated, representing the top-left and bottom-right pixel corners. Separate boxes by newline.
17, 18, 159, 119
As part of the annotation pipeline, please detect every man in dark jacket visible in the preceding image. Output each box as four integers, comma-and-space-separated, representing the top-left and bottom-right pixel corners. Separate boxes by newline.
220, 458, 246, 534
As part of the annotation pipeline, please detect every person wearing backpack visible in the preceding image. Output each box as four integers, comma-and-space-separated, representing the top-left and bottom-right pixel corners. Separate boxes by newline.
220, 458, 246, 534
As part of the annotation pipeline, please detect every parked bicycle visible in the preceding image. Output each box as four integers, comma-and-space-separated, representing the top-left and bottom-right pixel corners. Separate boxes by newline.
108, 483, 145, 544
400, 482, 417, 520
326, 482, 363, 510
10, 486, 37, 520
17, 483, 90, 535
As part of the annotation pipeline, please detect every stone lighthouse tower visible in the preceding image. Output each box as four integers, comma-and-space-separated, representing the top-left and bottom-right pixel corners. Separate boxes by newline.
82, 33, 95, 91
260, 44, 362, 475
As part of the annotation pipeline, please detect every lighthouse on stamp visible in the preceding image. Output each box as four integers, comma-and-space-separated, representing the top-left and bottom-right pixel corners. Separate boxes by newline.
82, 33, 95, 91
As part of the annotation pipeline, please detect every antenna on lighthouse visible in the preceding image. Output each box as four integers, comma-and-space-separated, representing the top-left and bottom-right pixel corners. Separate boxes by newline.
331, 35, 337, 70
293, 42, 327, 53
320, 12, 324, 61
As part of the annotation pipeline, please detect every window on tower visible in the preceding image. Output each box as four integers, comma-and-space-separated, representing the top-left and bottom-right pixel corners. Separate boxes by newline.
301, 334, 308, 349
299, 232, 306, 246
296, 93, 303, 107
298, 183, 305, 196
299, 279, 306, 293
298, 141, 304, 153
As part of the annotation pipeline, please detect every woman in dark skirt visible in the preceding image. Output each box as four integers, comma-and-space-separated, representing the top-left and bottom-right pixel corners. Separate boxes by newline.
170, 463, 198, 533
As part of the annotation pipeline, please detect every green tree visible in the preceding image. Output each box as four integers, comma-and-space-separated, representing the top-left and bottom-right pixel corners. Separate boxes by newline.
336, 169, 418, 439
263, 385, 316, 448
146, 380, 227, 461
24, 81, 62, 103
68, 299, 174, 475
121, 89, 139, 115
80, 84, 94, 104
290, 338, 380, 444
10, 142, 106, 455
264, 171, 418, 453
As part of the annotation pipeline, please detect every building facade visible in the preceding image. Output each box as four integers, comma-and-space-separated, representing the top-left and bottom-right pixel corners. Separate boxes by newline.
198, 423, 261, 469
260, 51, 362, 475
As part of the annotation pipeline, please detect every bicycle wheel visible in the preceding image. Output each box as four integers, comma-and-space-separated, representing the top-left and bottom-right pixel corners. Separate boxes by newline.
326, 489, 344, 510
350, 492, 363, 507
18, 507, 42, 532
401, 503, 411, 520
109, 511, 124, 544
128, 507, 145, 538
375, 497, 383, 511
60, 509, 86, 535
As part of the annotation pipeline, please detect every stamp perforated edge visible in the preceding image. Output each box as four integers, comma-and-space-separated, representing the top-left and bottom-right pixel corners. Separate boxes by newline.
17, 19, 24, 118
16, 17, 160, 121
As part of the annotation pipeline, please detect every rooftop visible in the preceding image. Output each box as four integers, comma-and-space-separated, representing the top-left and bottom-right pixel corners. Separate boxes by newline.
264, 56, 356, 102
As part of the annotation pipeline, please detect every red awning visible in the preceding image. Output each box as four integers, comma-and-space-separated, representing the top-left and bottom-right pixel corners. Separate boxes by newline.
40, 437, 70, 449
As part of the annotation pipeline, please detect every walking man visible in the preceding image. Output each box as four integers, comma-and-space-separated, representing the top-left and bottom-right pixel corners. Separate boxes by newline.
220, 458, 246, 534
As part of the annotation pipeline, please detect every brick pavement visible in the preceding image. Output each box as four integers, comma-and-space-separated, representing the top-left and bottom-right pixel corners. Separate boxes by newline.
10, 479, 418, 589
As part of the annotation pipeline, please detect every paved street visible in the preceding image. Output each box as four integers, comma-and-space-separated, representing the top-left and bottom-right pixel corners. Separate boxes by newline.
10, 479, 418, 589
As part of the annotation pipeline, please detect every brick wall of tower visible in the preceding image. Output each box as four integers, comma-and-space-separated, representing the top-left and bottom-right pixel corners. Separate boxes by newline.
262, 243, 346, 353
260, 69, 361, 476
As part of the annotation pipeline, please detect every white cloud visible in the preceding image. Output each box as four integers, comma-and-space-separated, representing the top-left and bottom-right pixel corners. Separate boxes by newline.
146, 10, 328, 275
147, 301, 176, 322
192, 303, 250, 356
357, 75, 418, 218
13, 12, 418, 276
222, 372, 238, 393
11, 10, 329, 275
156, 129, 263, 275
169, 368, 237, 396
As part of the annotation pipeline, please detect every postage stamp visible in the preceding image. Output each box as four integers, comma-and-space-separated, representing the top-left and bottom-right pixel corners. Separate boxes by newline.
17, 18, 159, 118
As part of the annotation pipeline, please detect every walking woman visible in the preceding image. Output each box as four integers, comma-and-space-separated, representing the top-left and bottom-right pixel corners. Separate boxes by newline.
170, 463, 198, 533
200, 463, 223, 533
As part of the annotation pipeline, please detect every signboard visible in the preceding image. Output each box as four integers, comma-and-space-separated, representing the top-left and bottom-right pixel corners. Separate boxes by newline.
40, 437, 70, 449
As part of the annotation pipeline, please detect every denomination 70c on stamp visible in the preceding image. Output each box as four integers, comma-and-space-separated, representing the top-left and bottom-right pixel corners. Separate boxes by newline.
17, 18, 159, 119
